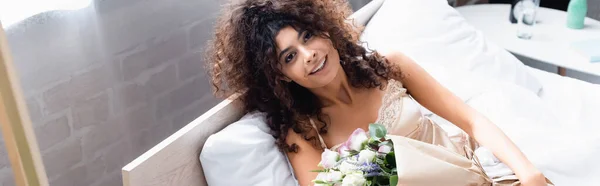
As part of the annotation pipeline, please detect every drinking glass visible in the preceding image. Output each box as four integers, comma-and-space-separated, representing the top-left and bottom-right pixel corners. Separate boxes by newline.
515, 0, 540, 39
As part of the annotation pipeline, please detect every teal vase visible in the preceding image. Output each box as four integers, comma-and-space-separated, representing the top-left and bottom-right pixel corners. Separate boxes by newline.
566, 0, 587, 29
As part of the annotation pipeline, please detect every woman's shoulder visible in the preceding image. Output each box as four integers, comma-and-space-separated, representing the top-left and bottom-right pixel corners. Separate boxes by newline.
285, 123, 323, 151
378, 50, 407, 63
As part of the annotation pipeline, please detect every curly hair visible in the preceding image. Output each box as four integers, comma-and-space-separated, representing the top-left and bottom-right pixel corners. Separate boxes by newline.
206, 0, 394, 152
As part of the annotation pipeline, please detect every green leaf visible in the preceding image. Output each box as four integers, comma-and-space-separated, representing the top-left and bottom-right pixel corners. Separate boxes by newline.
390, 175, 398, 186
348, 149, 360, 156
309, 169, 327, 172
376, 177, 389, 185
368, 141, 380, 151
385, 152, 396, 168
313, 180, 327, 184
375, 158, 385, 165
369, 124, 387, 139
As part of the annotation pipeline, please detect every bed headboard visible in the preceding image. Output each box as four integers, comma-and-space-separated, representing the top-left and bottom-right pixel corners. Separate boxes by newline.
122, 96, 244, 186
121, 1, 385, 185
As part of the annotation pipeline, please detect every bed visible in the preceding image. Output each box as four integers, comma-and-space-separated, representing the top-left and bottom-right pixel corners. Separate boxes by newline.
121, 0, 600, 185
527, 67, 600, 133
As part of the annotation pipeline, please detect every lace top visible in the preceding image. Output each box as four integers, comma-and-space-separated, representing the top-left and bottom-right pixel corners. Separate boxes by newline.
311, 79, 448, 151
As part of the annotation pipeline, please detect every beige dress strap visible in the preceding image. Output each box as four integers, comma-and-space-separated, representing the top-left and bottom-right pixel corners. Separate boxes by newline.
309, 118, 328, 149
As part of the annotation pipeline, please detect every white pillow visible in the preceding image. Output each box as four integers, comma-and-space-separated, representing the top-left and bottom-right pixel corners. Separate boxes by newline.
359, 0, 543, 95
200, 112, 298, 186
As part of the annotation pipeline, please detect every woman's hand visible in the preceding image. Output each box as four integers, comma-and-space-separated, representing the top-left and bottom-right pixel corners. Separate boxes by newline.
383, 51, 548, 185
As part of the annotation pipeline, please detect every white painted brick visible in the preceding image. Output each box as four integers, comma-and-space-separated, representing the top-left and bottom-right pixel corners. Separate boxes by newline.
26, 97, 43, 123
144, 64, 178, 98
189, 17, 217, 50
121, 30, 187, 81
3, 0, 226, 185
72, 93, 110, 130
0, 168, 15, 186
101, 139, 133, 174
90, 169, 122, 186
0, 139, 10, 169
172, 93, 220, 130
42, 137, 82, 180
6, 18, 104, 94
49, 164, 89, 186
126, 112, 169, 158
35, 115, 70, 151
155, 77, 209, 120
85, 155, 107, 184
81, 117, 126, 159
42, 64, 116, 114
113, 64, 178, 113
94, 0, 219, 54
128, 129, 152, 158
113, 82, 147, 113
149, 118, 174, 146
121, 103, 157, 133
177, 52, 204, 81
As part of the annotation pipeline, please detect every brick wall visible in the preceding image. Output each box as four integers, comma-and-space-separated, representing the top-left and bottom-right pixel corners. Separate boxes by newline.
1, 0, 594, 185
0, 0, 222, 185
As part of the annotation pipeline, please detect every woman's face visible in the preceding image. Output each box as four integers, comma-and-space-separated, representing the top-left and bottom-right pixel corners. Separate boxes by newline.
274, 26, 341, 89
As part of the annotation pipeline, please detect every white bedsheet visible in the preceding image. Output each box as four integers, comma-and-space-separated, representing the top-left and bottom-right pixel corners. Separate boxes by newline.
528, 67, 600, 133
444, 67, 600, 186
422, 64, 600, 185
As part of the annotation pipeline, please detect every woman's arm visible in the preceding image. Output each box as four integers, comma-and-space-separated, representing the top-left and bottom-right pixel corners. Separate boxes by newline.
286, 130, 322, 186
384, 51, 546, 185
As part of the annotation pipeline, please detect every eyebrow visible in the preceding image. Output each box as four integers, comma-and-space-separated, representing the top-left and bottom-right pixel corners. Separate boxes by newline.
277, 29, 306, 61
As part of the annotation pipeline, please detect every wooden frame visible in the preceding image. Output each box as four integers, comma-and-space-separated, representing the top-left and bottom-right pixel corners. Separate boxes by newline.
0, 22, 49, 186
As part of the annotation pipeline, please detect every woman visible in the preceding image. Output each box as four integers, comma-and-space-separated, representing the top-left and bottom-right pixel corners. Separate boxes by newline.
206, 0, 548, 185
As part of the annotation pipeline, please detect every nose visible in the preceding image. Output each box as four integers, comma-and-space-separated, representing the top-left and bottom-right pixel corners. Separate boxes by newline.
299, 47, 317, 64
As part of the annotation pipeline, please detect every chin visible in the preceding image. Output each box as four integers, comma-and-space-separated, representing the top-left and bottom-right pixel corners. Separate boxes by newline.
317, 65, 340, 87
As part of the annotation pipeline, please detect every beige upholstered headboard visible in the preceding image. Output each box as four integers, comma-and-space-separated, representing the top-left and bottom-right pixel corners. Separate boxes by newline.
121, 1, 385, 185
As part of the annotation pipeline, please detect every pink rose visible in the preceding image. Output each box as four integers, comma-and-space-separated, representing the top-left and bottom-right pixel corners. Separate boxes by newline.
378, 145, 392, 154
337, 143, 351, 158
347, 128, 368, 151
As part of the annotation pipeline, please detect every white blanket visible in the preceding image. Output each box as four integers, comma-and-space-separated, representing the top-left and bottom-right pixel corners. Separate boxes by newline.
430, 79, 600, 186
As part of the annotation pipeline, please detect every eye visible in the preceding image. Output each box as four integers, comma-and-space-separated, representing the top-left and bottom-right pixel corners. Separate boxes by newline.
303, 31, 313, 42
285, 52, 296, 63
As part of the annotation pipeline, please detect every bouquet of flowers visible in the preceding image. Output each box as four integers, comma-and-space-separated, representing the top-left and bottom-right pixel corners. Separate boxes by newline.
312, 123, 398, 186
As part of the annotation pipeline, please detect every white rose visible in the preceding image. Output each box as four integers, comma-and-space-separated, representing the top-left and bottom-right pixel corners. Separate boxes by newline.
314, 173, 329, 186
348, 128, 368, 151
341, 172, 366, 186
315, 172, 328, 181
327, 171, 343, 182
319, 149, 340, 169
358, 150, 377, 164
378, 145, 392, 154
339, 160, 358, 174
315, 171, 343, 183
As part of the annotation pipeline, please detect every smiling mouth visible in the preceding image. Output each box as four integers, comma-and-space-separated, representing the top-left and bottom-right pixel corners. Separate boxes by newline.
309, 56, 327, 75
